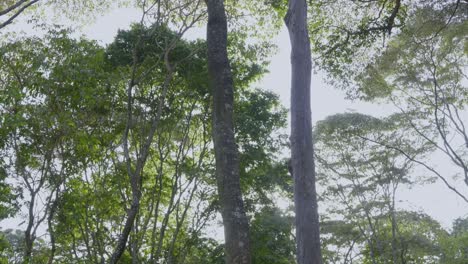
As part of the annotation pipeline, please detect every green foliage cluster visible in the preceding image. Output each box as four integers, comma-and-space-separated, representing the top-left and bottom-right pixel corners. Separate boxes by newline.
315, 112, 467, 263
0, 20, 290, 263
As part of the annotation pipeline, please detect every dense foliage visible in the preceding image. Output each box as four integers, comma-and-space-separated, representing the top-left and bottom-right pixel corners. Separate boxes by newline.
0, 0, 467, 263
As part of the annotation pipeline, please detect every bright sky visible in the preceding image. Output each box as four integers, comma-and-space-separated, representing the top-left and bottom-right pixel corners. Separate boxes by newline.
3, 5, 468, 232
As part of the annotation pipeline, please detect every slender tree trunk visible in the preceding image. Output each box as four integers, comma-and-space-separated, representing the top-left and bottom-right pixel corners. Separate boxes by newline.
47, 192, 59, 264
284, 0, 322, 263
390, 188, 398, 264
110, 195, 141, 263
205, 0, 251, 263
24, 191, 35, 263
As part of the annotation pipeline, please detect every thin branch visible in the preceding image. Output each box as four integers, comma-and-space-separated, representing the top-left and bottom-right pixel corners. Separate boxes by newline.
0, 0, 40, 29
358, 135, 468, 203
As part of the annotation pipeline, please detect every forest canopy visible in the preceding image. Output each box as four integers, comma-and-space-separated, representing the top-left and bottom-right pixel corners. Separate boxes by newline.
0, 0, 467, 263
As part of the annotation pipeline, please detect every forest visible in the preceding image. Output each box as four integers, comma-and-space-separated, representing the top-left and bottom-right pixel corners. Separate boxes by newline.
0, 0, 467, 263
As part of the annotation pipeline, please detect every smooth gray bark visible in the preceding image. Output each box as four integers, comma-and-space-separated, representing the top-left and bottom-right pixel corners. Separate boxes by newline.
284, 0, 322, 263
205, 0, 251, 263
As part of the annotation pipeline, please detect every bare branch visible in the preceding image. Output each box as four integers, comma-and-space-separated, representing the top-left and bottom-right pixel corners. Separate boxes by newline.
357, 135, 468, 203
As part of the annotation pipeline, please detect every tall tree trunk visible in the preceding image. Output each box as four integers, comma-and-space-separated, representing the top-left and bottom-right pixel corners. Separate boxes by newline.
284, 0, 322, 263
205, 1, 251, 263
24, 191, 35, 263
390, 187, 398, 264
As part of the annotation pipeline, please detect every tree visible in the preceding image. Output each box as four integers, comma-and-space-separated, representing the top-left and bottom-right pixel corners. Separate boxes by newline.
354, 3, 468, 201
284, 0, 322, 263
105, 1, 205, 261
0, 26, 118, 263
205, 0, 251, 263
0, 229, 50, 264
315, 113, 434, 263
440, 217, 468, 263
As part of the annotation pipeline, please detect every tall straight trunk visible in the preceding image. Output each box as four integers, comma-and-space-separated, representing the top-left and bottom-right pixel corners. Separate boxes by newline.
205, 1, 251, 263
390, 188, 398, 264
284, 0, 322, 263
24, 191, 35, 263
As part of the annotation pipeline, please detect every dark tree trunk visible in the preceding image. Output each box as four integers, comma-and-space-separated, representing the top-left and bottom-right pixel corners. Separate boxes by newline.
284, 0, 322, 263
24, 190, 37, 263
110, 196, 140, 264
205, 0, 251, 263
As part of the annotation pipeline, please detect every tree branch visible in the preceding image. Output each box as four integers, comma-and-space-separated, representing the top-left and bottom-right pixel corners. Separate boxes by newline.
0, 0, 40, 30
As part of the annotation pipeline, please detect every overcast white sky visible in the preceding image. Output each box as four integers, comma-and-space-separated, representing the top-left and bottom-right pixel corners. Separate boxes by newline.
3, 5, 467, 232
